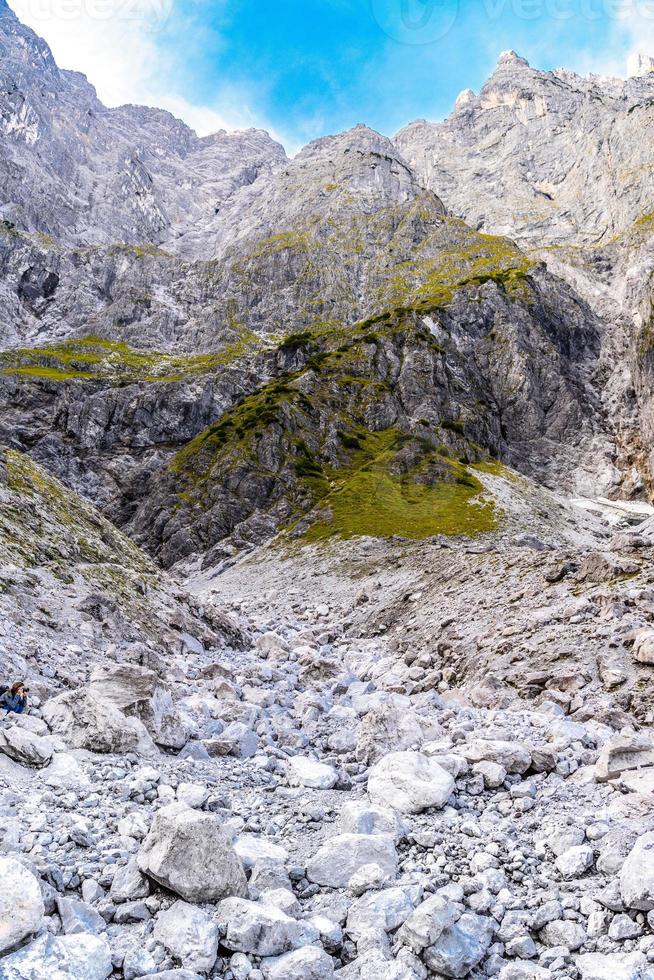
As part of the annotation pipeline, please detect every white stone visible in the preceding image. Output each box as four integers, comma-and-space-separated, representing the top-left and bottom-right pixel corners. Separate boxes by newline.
306, 833, 398, 889
259, 887, 299, 916
540, 918, 586, 950
138, 802, 247, 903
56, 896, 106, 936
339, 801, 408, 841
555, 845, 594, 880
499, 965, 552, 979
367, 752, 454, 814
117, 811, 149, 841
348, 863, 392, 896
397, 894, 461, 953
355, 704, 440, 765
233, 836, 288, 870
287, 756, 338, 789
423, 911, 494, 977
631, 629, 654, 665
110, 856, 150, 903
217, 897, 319, 956
472, 760, 507, 788
262, 946, 334, 979
42, 689, 155, 755
461, 738, 531, 774
595, 729, 654, 782
154, 900, 219, 974
0, 726, 53, 768
89, 662, 157, 711
0, 933, 112, 979
620, 832, 654, 910
176, 782, 209, 809
575, 951, 650, 980
346, 886, 415, 940
0, 857, 44, 954
42, 753, 90, 789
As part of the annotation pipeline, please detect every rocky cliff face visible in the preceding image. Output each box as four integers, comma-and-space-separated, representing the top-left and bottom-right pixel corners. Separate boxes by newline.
0, 7, 652, 561
395, 51, 654, 499
395, 50, 654, 248
0, 2, 285, 247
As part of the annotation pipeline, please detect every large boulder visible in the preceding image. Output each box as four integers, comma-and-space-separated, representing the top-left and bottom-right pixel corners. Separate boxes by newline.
620, 833, 654, 911
0, 857, 44, 954
217, 897, 319, 956
423, 912, 494, 978
287, 757, 338, 789
261, 946, 335, 979
42, 689, 155, 755
355, 704, 440, 765
154, 901, 219, 974
137, 802, 247, 903
631, 629, 654, 666
0, 726, 53, 768
89, 663, 157, 712
346, 886, 415, 941
595, 729, 654, 782
575, 951, 652, 980
89, 666, 188, 749
306, 834, 397, 888
0, 932, 112, 979
367, 752, 454, 814
461, 739, 531, 774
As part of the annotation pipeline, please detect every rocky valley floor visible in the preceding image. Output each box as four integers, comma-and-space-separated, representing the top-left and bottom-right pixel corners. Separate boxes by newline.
3, 456, 654, 980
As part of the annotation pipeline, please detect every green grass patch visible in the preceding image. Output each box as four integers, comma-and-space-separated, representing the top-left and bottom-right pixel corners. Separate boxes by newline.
0, 331, 262, 385
303, 437, 498, 542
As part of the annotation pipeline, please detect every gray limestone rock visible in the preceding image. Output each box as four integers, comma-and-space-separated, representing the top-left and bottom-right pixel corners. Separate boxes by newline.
137, 802, 247, 903
0, 857, 44, 954
153, 901, 219, 974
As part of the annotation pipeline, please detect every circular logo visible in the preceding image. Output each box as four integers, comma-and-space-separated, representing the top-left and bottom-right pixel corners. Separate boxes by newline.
370, 0, 460, 45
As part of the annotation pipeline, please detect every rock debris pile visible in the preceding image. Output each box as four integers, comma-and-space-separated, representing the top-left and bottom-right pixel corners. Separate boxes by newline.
3, 584, 654, 980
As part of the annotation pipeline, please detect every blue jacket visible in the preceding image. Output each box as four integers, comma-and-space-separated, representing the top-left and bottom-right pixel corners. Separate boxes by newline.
0, 692, 25, 714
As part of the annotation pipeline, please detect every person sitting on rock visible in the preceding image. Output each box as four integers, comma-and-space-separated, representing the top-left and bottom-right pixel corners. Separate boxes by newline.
0, 681, 28, 714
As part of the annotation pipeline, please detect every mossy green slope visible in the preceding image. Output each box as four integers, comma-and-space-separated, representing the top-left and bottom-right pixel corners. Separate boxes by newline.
301, 433, 497, 542
222, 194, 537, 335
0, 332, 261, 384
142, 314, 502, 558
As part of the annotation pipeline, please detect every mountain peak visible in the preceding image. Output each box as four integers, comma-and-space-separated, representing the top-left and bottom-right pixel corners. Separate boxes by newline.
455, 88, 476, 110
496, 50, 531, 69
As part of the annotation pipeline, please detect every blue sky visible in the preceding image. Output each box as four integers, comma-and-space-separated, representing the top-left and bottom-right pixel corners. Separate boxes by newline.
11, 0, 654, 152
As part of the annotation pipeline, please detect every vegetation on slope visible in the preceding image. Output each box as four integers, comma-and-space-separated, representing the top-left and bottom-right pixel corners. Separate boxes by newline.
158, 315, 501, 547
0, 332, 261, 384
300, 431, 497, 541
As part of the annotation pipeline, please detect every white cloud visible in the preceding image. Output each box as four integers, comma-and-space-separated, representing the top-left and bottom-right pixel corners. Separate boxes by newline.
7, 0, 283, 141
619, 7, 654, 74
577, 0, 654, 78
